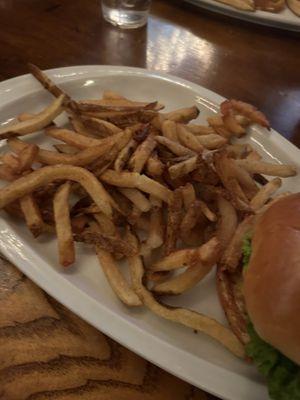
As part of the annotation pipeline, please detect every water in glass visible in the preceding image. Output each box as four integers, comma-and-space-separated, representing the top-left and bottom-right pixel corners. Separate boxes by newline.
101, 0, 151, 29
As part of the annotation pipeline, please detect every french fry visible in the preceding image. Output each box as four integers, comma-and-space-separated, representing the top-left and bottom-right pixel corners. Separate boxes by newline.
28, 63, 74, 107
118, 188, 151, 212
100, 170, 172, 203
168, 155, 198, 179
140, 207, 164, 256
0, 165, 18, 181
93, 213, 118, 236
250, 177, 282, 211
199, 200, 217, 222
207, 115, 232, 138
155, 136, 195, 156
153, 237, 220, 295
236, 159, 297, 177
53, 144, 79, 155
79, 115, 122, 136
180, 200, 203, 241
46, 127, 104, 149
185, 124, 215, 135
164, 188, 183, 255
103, 90, 126, 100
53, 182, 75, 267
145, 153, 164, 177
196, 134, 227, 150
161, 120, 178, 141
176, 124, 204, 153
127, 231, 244, 358
222, 113, 246, 136
181, 183, 196, 210
17, 112, 35, 122
216, 196, 238, 250
221, 215, 255, 272
128, 133, 156, 173
114, 139, 138, 171
0, 95, 64, 140
8, 137, 114, 166
230, 159, 259, 200
20, 194, 45, 238
0, 165, 113, 217
164, 106, 199, 123
96, 247, 141, 306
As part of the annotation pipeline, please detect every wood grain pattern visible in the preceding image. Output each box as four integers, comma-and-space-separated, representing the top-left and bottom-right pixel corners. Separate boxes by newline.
0, 257, 207, 400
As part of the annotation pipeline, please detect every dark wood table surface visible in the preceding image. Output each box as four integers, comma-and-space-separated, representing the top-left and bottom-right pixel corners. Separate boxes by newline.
0, 0, 299, 399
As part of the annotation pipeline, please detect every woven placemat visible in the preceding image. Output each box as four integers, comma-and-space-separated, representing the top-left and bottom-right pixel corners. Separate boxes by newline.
0, 256, 212, 400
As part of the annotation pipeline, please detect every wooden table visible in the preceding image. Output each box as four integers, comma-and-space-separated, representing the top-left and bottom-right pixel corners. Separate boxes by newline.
0, 1, 299, 399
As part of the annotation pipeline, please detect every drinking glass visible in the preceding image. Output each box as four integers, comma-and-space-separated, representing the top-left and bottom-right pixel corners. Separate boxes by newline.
101, 0, 151, 29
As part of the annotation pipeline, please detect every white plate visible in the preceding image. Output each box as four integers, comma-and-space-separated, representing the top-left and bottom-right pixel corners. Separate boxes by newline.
186, 0, 300, 31
0, 66, 299, 400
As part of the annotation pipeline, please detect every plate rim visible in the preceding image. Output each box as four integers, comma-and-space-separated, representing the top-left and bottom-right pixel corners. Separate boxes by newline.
1, 65, 295, 400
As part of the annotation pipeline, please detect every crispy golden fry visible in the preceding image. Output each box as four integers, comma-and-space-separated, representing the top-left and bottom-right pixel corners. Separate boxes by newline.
180, 200, 202, 240
221, 215, 255, 272
53, 144, 79, 154
8, 137, 113, 166
250, 177, 282, 211
164, 106, 199, 123
185, 124, 215, 135
151, 248, 199, 271
79, 115, 122, 136
96, 247, 141, 306
0, 165, 19, 181
118, 187, 151, 212
53, 182, 75, 267
82, 109, 157, 128
155, 136, 195, 157
93, 213, 117, 236
46, 127, 128, 150
199, 200, 217, 222
214, 152, 250, 211
103, 90, 126, 100
100, 170, 171, 203
114, 139, 138, 171
226, 143, 252, 159
207, 115, 232, 138
76, 226, 137, 257
216, 266, 250, 345
46, 127, 104, 149
222, 113, 246, 136
246, 150, 262, 161
79, 98, 163, 111
168, 155, 198, 180
0, 95, 64, 140
127, 232, 244, 358
181, 183, 196, 210
176, 124, 204, 153
236, 159, 297, 177
28, 63, 74, 106
17, 112, 35, 122
153, 237, 220, 295
0, 165, 113, 217
230, 160, 259, 200
140, 207, 164, 256
128, 134, 156, 173
161, 120, 178, 141
69, 115, 96, 137
214, 0, 254, 10
216, 196, 238, 250
2, 153, 20, 171
145, 153, 164, 177
164, 188, 183, 255
71, 215, 89, 234
20, 194, 45, 238
221, 99, 270, 129
196, 134, 227, 150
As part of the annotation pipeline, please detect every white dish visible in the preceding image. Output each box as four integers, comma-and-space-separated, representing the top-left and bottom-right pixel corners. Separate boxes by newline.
0, 66, 299, 400
186, 0, 300, 31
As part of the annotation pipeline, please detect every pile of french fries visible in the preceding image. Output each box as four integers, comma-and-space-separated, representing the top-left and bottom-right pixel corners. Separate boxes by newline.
0, 64, 297, 358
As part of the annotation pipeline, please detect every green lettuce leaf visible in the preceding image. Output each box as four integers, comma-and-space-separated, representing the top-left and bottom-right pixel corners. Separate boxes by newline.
242, 234, 252, 269
246, 323, 300, 400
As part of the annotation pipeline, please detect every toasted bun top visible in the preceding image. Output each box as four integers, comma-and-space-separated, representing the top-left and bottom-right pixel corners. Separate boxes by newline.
244, 193, 300, 365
